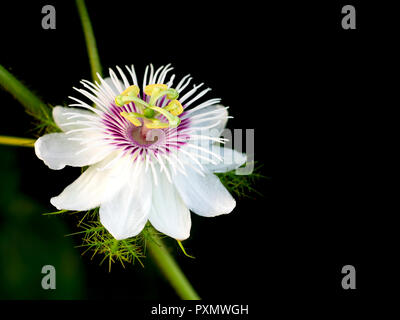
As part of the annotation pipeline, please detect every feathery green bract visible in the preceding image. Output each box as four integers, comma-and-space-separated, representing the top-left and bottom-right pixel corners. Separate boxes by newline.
55, 208, 157, 271
31, 105, 60, 134
45, 208, 176, 271
216, 162, 267, 199
71, 220, 149, 272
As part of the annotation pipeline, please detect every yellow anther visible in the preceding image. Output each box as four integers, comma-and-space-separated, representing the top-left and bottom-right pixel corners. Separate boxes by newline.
145, 122, 170, 129
164, 100, 183, 116
120, 112, 142, 126
143, 119, 170, 129
120, 85, 140, 97
144, 84, 168, 96
115, 85, 142, 107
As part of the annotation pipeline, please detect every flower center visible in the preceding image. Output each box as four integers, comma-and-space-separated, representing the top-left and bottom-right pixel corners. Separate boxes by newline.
115, 84, 183, 130
129, 125, 159, 146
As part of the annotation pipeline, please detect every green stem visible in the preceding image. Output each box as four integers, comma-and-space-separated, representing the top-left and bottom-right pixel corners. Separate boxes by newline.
147, 229, 201, 300
0, 64, 51, 121
0, 135, 35, 147
76, 0, 102, 82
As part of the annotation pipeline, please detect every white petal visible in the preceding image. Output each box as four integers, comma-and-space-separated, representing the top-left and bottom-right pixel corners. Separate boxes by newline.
99, 162, 152, 240
50, 155, 132, 211
149, 173, 191, 240
34, 132, 111, 170
53, 106, 96, 132
173, 168, 236, 217
205, 146, 247, 173
188, 104, 228, 138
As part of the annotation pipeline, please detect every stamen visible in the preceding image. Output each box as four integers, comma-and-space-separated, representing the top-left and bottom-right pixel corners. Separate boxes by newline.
164, 100, 183, 116
148, 106, 181, 128
115, 84, 182, 129
121, 85, 140, 97
115, 85, 146, 108
143, 118, 170, 129
144, 84, 168, 96
120, 112, 142, 126
145, 84, 179, 106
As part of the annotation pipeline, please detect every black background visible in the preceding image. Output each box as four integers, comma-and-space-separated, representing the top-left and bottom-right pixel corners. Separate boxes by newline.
0, 0, 398, 314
